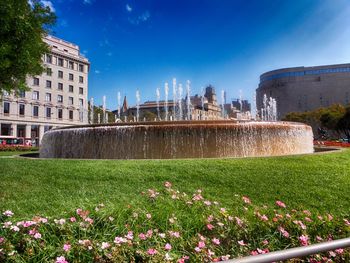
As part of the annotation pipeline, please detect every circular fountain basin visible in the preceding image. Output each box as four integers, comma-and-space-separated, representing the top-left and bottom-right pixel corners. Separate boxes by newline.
39, 121, 314, 159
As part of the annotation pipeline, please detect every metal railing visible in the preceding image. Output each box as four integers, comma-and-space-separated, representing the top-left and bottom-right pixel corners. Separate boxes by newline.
225, 237, 350, 263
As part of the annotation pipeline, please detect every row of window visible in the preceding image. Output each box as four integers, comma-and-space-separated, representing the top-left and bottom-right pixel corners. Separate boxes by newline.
34, 74, 84, 86
46, 54, 85, 73
30, 82, 84, 94
3, 102, 83, 121
260, 67, 350, 83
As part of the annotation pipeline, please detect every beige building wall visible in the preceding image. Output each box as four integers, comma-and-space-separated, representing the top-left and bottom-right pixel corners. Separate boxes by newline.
0, 35, 90, 145
256, 64, 350, 119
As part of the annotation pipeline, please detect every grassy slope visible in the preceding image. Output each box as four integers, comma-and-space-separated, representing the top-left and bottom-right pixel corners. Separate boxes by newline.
0, 151, 34, 156
0, 150, 349, 219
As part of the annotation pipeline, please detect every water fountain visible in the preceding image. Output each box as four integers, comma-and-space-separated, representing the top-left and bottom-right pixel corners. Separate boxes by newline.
156, 87, 161, 120
136, 89, 141, 122
164, 82, 169, 121
40, 84, 314, 159
173, 78, 177, 121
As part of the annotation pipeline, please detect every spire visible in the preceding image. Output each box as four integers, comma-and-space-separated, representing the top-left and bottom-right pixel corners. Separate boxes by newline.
122, 96, 128, 113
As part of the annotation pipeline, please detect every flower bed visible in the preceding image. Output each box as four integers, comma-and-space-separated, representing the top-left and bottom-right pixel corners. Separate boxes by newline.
314, 140, 350, 148
0, 145, 39, 152
1, 182, 349, 262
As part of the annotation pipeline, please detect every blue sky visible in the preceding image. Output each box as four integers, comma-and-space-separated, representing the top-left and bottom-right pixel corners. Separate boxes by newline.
45, 0, 350, 109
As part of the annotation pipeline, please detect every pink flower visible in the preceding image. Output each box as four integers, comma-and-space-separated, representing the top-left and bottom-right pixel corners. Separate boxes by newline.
114, 236, 127, 244
316, 236, 323, 242
278, 226, 290, 238
85, 217, 93, 224
262, 239, 269, 245
0, 237, 4, 243
70, 217, 76, 222
212, 238, 220, 245
125, 231, 133, 240
335, 248, 344, 255
327, 214, 333, 221
275, 200, 286, 208
194, 246, 201, 252
235, 217, 243, 227
242, 196, 251, 204
146, 229, 153, 238
237, 240, 246, 246
164, 181, 172, 188
147, 248, 158, 255
34, 232, 41, 239
169, 231, 180, 238
139, 233, 147, 240
63, 244, 71, 252
260, 215, 268, 221
204, 200, 212, 206
3, 210, 14, 217
56, 256, 68, 263
198, 241, 206, 248
164, 243, 172, 250
178, 256, 190, 263
146, 213, 152, 219
10, 226, 19, 232
221, 255, 230, 261
299, 235, 309, 246
206, 224, 214, 230
101, 242, 110, 250
344, 219, 350, 226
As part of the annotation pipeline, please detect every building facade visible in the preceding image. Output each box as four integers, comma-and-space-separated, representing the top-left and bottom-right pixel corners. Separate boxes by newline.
0, 35, 90, 145
256, 63, 350, 119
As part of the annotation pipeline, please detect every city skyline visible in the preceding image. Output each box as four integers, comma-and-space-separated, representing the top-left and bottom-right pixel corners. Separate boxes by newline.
46, 0, 350, 109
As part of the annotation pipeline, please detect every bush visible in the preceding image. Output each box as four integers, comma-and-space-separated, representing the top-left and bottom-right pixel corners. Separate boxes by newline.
0, 146, 39, 152
1, 182, 349, 262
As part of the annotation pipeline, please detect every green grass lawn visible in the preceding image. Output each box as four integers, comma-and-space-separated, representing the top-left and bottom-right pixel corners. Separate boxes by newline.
1, 149, 349, 219
0, 151, 35, 157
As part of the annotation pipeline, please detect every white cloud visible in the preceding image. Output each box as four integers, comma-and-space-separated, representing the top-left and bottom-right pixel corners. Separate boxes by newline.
106, 52, 113, 57
41, 0, 55, 12
126, 4, 132, 12
128, 10, 151, 25
94, 70, 100, 74
83, 0, 92, 4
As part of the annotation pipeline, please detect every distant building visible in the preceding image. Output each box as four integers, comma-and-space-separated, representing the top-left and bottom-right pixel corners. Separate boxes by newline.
256, 63, 350, 119
0, 35, 90, 145
114, 85, 223, 121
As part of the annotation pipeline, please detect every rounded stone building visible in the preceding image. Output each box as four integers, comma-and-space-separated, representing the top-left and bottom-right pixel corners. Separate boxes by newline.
256, 63, 350, 119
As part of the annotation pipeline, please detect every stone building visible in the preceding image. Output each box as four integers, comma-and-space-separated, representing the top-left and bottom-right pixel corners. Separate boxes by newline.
256, 63, 350, 119
0, 35, 90, 145
117, 85, 223, 121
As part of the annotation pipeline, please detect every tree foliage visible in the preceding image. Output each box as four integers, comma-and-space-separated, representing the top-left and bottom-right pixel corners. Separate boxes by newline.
0, 0, 56, 94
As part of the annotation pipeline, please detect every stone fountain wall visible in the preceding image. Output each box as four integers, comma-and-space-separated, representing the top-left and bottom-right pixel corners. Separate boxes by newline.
39, 121, 314, 159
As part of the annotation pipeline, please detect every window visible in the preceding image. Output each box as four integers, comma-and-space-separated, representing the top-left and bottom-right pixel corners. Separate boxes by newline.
45, 93, 51, 102
47, 68, 52, 76
69, 110, 74, 120
79, 111, 84, 122
32, 91, 39, 100
58, 83, 63, 90
68, 97, 74, 105
69, 85, 74, 92
58, 109, 63, 119
33, 105, 39, 117
69, 61, 74, 69
79, 64, 84, 72
46, 54, 52, 63
4, 102, 10, 114
57, 95, 63, 103
33, 78, 39, 86
58, 58, 63, 66
79, 87, 84, 95
79, 76, 84, 83
79, 99, 84, 107
46, 107, 51, 118
46, 80, 52, 88
58, 70, 63, 78
19, 90, 25, 98
19, 104, 25, 116
69, 73, 74, 81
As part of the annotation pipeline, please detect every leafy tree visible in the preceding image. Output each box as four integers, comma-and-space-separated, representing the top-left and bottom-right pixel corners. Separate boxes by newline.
0, 0, 56, 94
336, 106, 350, 142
